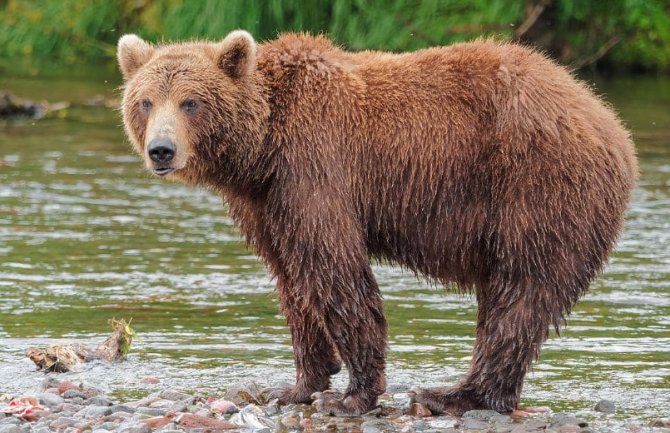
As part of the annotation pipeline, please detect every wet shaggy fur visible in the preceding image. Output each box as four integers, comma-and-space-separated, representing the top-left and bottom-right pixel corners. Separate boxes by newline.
118, 31, 637, 416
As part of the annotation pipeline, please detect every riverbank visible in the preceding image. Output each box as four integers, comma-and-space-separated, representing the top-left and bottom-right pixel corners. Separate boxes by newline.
1, 376, 668, 433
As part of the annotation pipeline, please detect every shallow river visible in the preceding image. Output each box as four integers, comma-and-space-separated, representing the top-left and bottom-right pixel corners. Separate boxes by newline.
0, 67, 668, 424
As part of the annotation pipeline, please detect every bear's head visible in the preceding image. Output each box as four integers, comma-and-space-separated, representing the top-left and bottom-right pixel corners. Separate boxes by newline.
117, 31, 270, 188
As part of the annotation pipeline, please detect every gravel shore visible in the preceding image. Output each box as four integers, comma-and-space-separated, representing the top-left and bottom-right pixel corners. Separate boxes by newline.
1, 377, 668, 433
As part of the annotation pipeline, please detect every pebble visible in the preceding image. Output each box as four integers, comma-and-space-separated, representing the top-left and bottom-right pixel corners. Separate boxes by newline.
159, 390, 190, 402
109, 405, 135, 414
551, 413, 588, 428
62, 390, 86, 400
87, 396, 114, 406
0, 378, 653, 433
36, 392, 64, 408
460, 417, 490, 430
79, 405, 113, 418
409, 402, 432, 417
593, 399, 616, 414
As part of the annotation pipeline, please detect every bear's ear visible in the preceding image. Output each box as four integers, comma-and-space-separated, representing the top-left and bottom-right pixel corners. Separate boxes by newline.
214, 30, 257, 79
117, 34, 154, 80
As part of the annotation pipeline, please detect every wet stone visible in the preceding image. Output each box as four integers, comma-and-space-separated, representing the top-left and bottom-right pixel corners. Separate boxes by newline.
37, 392, 64, 407
159, 390, 191, 402
551, 413, 588, 427
87, 396, 114, 406
80, 405, 113, 418
110, 404, 136, 414
523, 419, 550, 430
117, 421, 151, 433
62, 389, 86, 399
408, 403, 432, 417
0, 419, 18, 426
136, 406, 166, 417
593, 399, 615, 414
463, 409, 502, 421
361, 419, 395, 433
41, 377, 61, 390
461, 417, 490, 430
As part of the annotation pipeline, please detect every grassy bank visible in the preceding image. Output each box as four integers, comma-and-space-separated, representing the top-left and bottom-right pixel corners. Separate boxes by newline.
1, 0, 669, 72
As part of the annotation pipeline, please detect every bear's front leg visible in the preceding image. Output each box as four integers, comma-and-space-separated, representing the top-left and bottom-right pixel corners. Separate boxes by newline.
264, 177, 388, 416
264, 285, 342, 404
310, 265, 388, 416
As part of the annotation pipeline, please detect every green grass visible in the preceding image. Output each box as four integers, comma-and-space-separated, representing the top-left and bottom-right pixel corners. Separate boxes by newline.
1, 0, 669, 71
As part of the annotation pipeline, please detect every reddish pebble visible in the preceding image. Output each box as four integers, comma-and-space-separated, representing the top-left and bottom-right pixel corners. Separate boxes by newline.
512, 406, 551, 417
143, 416, 172, 429
176, 413, 237, 429
139, 376, 161, 384
209, 398, 238, 414
45, 387, 60, 395
409, 403, 432, 417
299, 418, 313, 429
58, 380, 79, 394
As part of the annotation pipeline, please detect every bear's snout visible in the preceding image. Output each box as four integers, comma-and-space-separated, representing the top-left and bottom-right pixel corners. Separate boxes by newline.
147, 137, 176, 175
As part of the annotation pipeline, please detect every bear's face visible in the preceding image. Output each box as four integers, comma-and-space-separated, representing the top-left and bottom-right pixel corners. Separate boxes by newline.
117, 31, 266, 186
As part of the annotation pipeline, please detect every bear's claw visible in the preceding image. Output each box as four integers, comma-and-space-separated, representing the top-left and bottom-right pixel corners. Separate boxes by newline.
312, 390, 378, 417
408, 386, 485, 416
262, 386, 314, 404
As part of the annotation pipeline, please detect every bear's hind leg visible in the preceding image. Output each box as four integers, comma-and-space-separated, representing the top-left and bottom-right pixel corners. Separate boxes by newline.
412, 281, 557, 415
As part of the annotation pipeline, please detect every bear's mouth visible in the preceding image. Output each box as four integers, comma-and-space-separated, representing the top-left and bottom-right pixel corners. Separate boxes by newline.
153, 167, 175, 176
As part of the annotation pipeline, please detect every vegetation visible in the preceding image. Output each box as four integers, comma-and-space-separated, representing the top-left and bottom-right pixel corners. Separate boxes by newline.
1, 0, 669, 72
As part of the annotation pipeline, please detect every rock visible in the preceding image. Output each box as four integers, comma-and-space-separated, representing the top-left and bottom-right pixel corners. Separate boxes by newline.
551, 413, 588, 428
593, 399, 615, 414
230, 404, 275, 430
461, 417, 490, 430
175, 413, 237, 429
522, 419, 550, 431
0, 426, 21, 433
117, 421, 151, 433
280, 413, 301, 429
136, 406, 166, 417
83, 387, 101, 399
37, 392, 64, 407
62, 390, 86, 400
409, 403, 432, 417
209, 398, 238, 415
41, 377, 61, 390
139, 376, 160, 385
224, 381, 265, 405
79, 405, 113, 418
50, 416, 77, 429
159, 390, 191, 401
142, 416, 173, 429
86, 396, 113, 406
555, 425, 581, 433
463, 409, 501, 421
650, 419, 670, 428
58, 381, 79, 394
362, 419, 397, 433
110, 404, 135, 414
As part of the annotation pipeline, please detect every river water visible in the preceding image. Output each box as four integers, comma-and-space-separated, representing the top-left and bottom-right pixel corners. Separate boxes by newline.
0, 67, 668, 425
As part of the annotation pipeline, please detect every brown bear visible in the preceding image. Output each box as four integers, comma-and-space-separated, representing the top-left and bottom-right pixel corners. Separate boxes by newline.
117, 30, 637, 417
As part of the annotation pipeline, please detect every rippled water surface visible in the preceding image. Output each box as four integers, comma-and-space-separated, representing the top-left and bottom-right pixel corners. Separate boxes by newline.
1, 68, 668, 423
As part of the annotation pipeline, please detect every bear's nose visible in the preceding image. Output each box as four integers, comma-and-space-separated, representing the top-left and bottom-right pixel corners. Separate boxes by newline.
147, 138, 176, 164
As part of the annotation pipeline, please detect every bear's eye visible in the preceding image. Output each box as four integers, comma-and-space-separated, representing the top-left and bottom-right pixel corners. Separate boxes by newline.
140, 99, 152, 113
180, 99, 198, 115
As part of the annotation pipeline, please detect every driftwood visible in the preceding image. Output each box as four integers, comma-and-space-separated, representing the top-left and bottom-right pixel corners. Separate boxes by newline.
0, 90, 119, 120
26, 319, 135, 372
